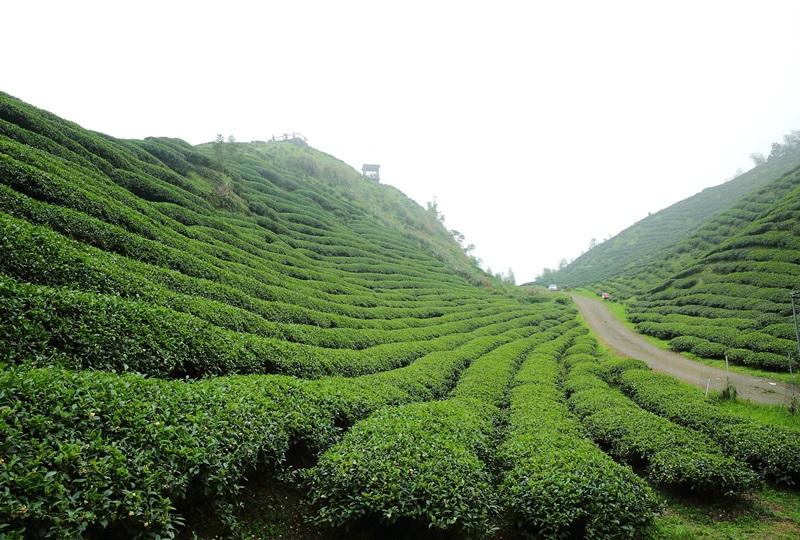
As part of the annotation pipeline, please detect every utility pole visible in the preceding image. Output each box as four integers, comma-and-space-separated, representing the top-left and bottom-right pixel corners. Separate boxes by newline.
791, 291, 800, 363
790, 291, 800, 412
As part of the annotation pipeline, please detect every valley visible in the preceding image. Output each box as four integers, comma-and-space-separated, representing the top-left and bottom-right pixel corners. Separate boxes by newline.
0, 91, 798, 539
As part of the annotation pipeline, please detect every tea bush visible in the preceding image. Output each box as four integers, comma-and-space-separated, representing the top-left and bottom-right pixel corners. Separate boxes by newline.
566, 374, 758, 494
618, 368, 800, 484
306, 330, 567, 537
497, 332, 659, 538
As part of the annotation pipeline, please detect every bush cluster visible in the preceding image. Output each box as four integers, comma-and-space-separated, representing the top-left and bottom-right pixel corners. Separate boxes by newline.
635, 320, 795, 370
564, 357, 759, 495
617, 367, 800, 485
2, 274, 558, 378
0, 365, 323, 538
498, 332, 659, 538
305, 327, 571, 537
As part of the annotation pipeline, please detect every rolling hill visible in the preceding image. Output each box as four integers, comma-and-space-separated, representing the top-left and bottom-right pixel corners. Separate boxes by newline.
590, 161, 800, 300
1, 92, 799, 539
535, 142, 800, 296
628, 176, 800, 371
535, 130, 800, 373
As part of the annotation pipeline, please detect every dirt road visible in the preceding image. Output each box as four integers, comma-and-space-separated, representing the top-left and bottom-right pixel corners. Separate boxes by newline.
572, 294, 794, 406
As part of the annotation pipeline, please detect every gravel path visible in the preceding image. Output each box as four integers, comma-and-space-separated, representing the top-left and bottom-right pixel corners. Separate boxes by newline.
572, 294, 795, 406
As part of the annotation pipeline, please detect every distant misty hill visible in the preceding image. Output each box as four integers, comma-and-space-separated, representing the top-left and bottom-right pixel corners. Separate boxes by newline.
535, 133, 800, 296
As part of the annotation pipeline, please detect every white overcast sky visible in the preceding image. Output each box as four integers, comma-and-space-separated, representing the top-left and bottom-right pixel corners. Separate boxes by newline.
3, 1, 800, 282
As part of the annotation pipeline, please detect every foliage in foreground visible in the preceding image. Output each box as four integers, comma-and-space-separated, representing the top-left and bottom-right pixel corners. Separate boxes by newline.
498, 332, 659, 538
612, 363, 800, 485
306, 331, 562, 537
562, 338, 760, 495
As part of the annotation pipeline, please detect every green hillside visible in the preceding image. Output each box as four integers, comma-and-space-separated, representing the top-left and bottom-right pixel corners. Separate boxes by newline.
535, 144, 800, 293
1, 93, 799, 539
592, 159, 800, 300
629, 177, 800, 371
535, 132, 800, 373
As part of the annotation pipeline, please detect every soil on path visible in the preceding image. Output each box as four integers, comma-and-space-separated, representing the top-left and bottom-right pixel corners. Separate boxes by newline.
572, 294, 794, 406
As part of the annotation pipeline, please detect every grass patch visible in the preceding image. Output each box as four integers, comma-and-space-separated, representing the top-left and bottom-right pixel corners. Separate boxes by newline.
652, 486, 800, 539
714, 399, 800, 431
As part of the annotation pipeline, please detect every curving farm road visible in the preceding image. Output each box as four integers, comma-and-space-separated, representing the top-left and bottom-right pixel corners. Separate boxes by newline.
572, 294, 795, 406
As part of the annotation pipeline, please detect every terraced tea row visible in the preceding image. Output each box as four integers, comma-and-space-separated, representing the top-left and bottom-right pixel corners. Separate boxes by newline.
497, 331, 659, 538
1, 273, 560, 378
1, 306, 569, 538
0, 119, 466, 285
5, 298, 797, 538
0, 190, 475, 317
3, 91, 798, 540
628, 182, 800, 371
562, 340, 759, 495
609, 361, 800, 484
0, 140, 474, 314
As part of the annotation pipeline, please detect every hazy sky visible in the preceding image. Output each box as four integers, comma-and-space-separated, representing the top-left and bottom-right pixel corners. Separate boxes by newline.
4, 1, 800, 282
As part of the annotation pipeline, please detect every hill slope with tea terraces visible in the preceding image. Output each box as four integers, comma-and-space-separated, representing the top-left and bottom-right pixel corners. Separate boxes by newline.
627, 173, 800, 372
536, 141, 800, 298
1, 92, 798, 539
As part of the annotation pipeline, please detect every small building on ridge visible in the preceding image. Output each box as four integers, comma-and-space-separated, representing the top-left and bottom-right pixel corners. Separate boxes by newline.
362, 163, 380, 182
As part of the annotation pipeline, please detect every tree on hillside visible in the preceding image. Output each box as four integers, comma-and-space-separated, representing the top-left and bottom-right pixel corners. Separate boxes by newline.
210, 134, 244, 209
766, 130, 800, 162
493, 267, 516, 285
214, 133, 225, 172
506, 267, 516, 285
750, 153, 766, 166
536, 268, 555, 284
213, 134, 241, 174
225, 135, 242, 165
783, 130, 800, 148
426, 199, 444, 223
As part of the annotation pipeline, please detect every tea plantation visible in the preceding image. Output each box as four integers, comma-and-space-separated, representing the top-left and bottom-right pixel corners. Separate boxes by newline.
534, 143, 800, 294
533, 129, 800, 373
1, 92, 799, 539
624, 178, 800, 371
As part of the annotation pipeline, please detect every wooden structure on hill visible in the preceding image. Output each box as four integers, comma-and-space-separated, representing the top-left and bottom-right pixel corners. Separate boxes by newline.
362, 163, 380, 181
271, 132, 307, 143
